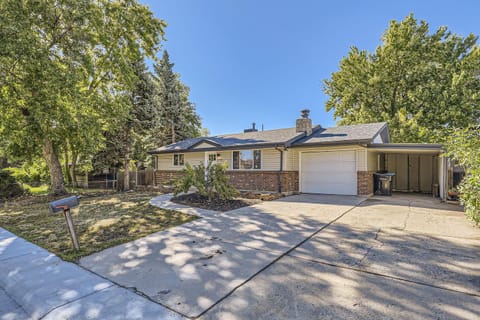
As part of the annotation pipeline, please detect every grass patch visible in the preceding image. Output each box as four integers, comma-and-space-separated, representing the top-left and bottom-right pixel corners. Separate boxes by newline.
23, 184, 49, 195
0, 192, 197, 261
23, 183, 115, 196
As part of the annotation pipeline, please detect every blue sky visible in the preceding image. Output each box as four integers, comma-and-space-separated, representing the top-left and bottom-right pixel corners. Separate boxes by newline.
141, 0, 480, 135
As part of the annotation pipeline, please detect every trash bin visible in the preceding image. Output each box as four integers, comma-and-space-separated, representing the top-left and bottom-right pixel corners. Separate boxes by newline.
374, 172, 396, 196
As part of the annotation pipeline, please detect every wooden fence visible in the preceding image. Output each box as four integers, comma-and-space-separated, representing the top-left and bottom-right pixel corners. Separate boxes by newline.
116, 167, 155, 190
74, 167, 155, 190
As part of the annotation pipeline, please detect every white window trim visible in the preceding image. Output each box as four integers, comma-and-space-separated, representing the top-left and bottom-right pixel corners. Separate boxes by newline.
173, 153, 185, 167
231, 149, 262, 170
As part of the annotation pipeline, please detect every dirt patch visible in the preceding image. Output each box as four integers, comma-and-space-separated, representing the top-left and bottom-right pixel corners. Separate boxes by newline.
0, 192, 196, 262
171, 192, 284, 212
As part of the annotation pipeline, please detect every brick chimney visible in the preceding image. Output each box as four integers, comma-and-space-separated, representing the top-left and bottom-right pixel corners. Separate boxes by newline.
296, 109, 312, 135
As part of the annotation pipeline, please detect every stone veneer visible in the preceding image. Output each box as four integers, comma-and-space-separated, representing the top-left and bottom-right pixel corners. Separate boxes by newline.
357, 171, 374, 196
154, 170, 299, 193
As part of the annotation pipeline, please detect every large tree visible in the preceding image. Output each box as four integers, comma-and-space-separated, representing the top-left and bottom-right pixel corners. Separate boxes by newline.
446, 126, 480, 224
0, 0, 165, 195
324, 14, 480, 142
154, 50, 201, 145
119, 59, 158, 190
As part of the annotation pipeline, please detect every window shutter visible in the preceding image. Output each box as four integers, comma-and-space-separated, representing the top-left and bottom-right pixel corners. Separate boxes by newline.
233, 151, 239, 169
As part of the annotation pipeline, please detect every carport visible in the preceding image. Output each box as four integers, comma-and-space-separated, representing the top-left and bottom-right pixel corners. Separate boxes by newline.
367, 144, 449, 199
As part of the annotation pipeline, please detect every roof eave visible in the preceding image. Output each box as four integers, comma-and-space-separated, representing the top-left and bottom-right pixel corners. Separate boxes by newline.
150, 142, 291, 154
367, 143, 444, 153
289, 139, 372, 148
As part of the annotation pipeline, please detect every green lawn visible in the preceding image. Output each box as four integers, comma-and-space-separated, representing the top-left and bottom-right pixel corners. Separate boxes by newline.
0, 192, 197, 261
23, 183, 114, 196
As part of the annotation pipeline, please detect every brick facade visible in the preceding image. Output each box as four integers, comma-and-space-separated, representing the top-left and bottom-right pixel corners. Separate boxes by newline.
357, 171, 374, 196
154, 170, 299, 193
154, 170, 184, 186
156, 169, 371, 195
226, 171, 298, 193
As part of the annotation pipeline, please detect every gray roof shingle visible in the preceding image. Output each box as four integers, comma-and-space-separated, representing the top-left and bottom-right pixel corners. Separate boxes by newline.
149, 122, 388, 154
291, 122, 387, 146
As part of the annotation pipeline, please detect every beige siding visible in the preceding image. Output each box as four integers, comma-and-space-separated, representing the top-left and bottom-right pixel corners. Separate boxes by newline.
156, 153, 203, 170
285, 149, 298, 171
286, 145, 367, 171
193, 142, 216, 149
367, 151, 379, 171
261, 148, 281, 171
226, 148, 280, 171
217, 151, 231, 168
356, 149, 367, 171
156, 148, 281, 171
157, 154, 175, 170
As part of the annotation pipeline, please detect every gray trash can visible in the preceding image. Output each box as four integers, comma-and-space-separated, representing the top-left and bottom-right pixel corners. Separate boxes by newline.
374, 172, 396, 196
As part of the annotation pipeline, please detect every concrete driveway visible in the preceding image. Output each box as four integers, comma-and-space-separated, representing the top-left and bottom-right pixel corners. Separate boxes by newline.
80, 194, 480, 319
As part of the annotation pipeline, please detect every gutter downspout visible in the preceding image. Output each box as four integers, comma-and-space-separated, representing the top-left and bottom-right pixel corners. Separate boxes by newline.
275, 147, 284, 193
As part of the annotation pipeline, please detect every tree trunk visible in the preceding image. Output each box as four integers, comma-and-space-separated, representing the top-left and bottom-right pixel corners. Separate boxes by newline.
70, 151, 78, 187
64, 144, 71, 185
123, 131, 130, 191
171, 122, 176, 144
43, 138, 67, 196
123, 153, 130, 191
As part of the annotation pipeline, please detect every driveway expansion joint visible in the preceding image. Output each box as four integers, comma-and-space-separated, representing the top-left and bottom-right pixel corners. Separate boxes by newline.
285, 250, 480, 298
192, 197, 366, 318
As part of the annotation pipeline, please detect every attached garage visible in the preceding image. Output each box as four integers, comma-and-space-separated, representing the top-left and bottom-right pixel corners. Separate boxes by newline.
300, 150, 357, 195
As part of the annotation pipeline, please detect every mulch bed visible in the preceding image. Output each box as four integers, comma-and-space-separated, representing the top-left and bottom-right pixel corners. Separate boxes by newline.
171, 192, 284, 212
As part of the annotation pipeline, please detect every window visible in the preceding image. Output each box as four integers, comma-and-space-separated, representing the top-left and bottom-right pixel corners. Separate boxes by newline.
208, 154, 217, 162
173, 154, 184, 166
233, 150, 261, 169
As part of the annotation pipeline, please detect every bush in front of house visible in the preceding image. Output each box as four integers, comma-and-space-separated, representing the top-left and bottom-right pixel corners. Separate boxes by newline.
174, 162, 238, 201
0, 169, 25, 199
446, 126, 480, 225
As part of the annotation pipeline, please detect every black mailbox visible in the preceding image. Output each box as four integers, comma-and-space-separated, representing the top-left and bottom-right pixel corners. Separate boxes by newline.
48, 196, 79, 213
48, 196, 80, 250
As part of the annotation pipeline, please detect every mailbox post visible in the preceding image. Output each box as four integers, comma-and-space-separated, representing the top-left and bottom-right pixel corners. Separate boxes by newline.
49, 196, 80, 250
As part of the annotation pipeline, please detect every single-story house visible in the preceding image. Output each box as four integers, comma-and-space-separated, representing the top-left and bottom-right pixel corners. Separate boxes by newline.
150, 110, 453, 199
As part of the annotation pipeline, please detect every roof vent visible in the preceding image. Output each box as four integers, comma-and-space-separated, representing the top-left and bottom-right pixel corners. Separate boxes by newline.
296, 109, 312, 135
244, 122, 258, 133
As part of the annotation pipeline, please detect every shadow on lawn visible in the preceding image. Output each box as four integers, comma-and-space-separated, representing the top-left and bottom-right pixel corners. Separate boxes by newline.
78, 195, 480, 319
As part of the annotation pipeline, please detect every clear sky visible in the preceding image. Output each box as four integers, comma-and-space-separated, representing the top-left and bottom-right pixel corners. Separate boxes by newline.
140, 0, 480, 135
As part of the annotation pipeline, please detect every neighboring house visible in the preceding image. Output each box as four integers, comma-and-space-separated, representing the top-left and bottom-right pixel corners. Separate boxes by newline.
150, 110, 450, 198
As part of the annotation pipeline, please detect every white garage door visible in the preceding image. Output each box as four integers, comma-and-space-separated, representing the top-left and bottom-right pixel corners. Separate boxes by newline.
301, 151, 357, 195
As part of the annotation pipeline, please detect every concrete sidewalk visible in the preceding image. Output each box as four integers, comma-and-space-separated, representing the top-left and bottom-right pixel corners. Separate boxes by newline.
0, 227, 183, 320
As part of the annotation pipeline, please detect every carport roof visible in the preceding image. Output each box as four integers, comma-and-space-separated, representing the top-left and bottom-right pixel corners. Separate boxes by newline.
367, 143, 443, 153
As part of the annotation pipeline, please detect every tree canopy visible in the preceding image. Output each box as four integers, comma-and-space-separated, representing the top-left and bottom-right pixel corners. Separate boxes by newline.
0, 0, 165, 194
446, 126, 480, 224
324, 14, 480, 142
154, 51, 201, 145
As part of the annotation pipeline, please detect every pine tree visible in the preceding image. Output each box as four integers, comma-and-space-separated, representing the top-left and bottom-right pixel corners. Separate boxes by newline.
153, 51, 201, 145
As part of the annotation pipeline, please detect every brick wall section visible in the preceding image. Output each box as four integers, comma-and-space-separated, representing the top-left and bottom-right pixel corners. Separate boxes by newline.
154, 170, 299, 193
227, 171, 299, 192
357, 171, 374, 195
154, 170, 184, 185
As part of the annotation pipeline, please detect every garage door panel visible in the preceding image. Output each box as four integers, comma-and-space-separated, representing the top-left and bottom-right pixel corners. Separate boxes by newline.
301, 151, 357, 195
